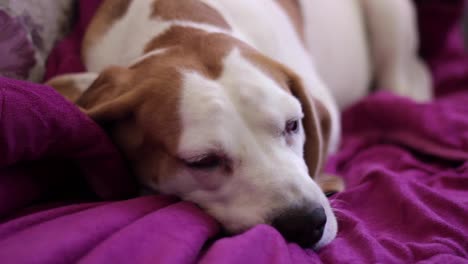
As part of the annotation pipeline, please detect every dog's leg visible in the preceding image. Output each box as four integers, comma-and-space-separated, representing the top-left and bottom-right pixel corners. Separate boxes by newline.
45, 73, 98, 102
359, 0, 432, 101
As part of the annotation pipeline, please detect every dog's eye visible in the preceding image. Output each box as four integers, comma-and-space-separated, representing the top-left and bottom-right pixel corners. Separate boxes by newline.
185, 154, 222, 170
285, 119, 299, 134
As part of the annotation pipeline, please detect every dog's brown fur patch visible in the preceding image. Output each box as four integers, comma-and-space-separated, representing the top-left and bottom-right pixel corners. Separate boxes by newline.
151, 0, 231, 30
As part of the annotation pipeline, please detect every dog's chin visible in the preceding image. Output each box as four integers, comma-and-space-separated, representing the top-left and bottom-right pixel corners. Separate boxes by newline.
213, 209, 337, 250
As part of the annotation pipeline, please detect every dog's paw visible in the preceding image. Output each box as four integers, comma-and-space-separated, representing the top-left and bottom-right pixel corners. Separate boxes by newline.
380, 59, 433, 102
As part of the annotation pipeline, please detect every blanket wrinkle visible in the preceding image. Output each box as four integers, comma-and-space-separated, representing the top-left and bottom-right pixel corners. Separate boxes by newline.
0, 76, 138, 202
0, 202, 105, 239
78, 200, 219, 264
0, 196, 177, 264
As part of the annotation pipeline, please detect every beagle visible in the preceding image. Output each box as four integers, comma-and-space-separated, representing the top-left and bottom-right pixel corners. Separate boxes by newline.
46, 0, 431, 249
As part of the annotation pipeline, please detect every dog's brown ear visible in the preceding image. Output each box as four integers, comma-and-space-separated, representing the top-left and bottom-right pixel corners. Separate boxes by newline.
76, 66, 139, 122
45, 73, 99, 102
285, 70, 344, 193
286, 72, 324, 178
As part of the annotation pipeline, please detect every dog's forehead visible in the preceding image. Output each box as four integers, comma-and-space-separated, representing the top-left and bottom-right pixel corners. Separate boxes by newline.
219, 49, 301, 112
178, 49, 302, 153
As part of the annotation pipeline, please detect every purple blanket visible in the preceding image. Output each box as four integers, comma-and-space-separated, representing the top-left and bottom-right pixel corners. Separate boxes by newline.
1, 0, 468, 263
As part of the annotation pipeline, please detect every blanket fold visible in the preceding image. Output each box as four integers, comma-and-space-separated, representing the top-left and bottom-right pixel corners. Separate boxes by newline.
0, 77, 137, 215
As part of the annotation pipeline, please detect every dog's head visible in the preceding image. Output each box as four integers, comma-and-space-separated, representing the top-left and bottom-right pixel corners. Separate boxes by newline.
60, 31, 343, 248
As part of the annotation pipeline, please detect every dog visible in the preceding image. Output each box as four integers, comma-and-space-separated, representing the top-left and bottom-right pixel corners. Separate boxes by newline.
46, 0, 431, 249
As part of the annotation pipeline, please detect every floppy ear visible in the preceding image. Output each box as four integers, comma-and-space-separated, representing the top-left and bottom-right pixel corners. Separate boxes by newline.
45, 72, 99, 102
285, 71, 344, 194
76, 66, 139, 122
286, 72, 322, 178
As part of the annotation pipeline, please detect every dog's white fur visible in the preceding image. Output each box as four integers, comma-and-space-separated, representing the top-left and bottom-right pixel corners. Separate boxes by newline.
47, 0, 431, 249
170, 50, 335, 246
302, 0, 431, 109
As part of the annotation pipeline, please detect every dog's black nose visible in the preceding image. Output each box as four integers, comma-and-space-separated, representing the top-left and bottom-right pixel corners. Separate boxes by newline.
271, 207, 327, 248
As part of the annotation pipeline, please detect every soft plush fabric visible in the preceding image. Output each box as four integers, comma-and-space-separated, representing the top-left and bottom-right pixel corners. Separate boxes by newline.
1, 0, 467, 263
0, 0, 75, 82
0, 77, 138, 213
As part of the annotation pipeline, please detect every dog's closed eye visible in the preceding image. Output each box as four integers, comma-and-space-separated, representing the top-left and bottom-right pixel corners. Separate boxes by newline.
183, 154, 224, 170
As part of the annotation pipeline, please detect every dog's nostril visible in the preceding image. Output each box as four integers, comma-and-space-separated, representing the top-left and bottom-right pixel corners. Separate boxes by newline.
271, 207, 327, 248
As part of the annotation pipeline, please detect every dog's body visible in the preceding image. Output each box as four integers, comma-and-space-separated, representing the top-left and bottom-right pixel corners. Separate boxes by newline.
47, 0, 431, 248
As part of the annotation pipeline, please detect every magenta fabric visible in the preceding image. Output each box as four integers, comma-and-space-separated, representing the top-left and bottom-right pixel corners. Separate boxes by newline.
1, 0, 467, 263
0, 77, 138, 211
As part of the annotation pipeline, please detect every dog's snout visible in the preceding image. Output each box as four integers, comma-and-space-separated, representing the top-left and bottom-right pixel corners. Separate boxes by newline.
271, 207, 327, 248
